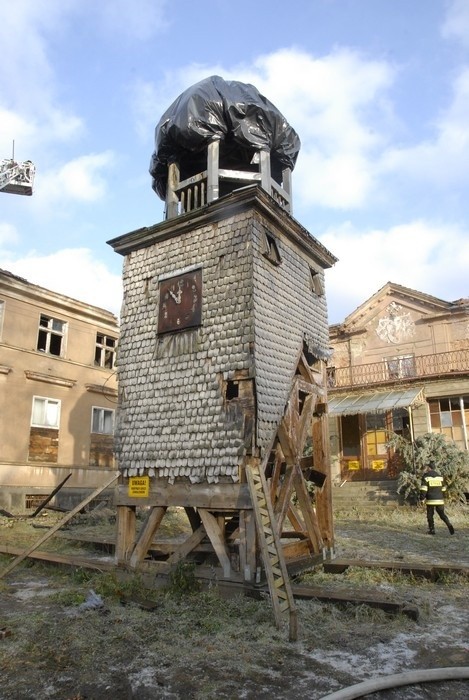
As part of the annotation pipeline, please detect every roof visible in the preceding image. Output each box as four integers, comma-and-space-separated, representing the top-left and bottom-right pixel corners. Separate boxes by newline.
328, 387, 425, 416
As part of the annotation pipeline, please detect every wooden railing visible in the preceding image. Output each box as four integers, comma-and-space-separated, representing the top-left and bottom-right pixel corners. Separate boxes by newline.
327, 348, 469, 389
165, 141, 292, 218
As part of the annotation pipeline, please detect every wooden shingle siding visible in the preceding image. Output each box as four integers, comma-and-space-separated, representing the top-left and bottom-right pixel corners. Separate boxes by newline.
112, 187, 336, 486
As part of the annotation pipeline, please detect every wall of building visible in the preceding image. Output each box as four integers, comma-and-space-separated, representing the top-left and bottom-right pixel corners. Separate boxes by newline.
0, 271, 119, 510
327, 285, 469, 491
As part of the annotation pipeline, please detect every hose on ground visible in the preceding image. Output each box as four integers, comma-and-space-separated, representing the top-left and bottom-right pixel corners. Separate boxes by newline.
320, 666, 469, 700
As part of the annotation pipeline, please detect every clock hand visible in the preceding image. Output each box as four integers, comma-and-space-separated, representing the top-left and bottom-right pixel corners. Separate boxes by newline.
169, 289, 182, 304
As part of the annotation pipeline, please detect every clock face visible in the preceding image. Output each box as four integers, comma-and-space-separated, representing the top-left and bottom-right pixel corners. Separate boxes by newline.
158, 269, 202, 334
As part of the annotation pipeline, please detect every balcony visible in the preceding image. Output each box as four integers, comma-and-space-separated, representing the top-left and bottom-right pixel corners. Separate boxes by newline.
327, 348, 469, 390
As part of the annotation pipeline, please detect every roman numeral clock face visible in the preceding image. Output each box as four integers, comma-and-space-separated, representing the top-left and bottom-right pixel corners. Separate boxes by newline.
158, 269, 202, 334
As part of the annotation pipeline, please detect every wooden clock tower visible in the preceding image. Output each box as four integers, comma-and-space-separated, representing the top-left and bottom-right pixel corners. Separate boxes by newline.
108, 89, 337, 638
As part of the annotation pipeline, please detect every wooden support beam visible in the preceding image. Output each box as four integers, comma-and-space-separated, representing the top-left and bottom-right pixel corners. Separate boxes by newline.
273, 464, 295, 533
115, 504, 136, 564
30, 473, 72, 517
114, 481, 251, 509
166, 525, 207, 565
292, 463, 323, 553
166, 160, 180, 219
259, 149, 271, 192
239, 510, 257, 582
287, 504, 306, 536
129, 506, 167, 569
312, 393, 334, 549
184, 506, 202, 532
282, 539, 312, 560
269, 444, 284, 502
207, 139, 219, 202
198, 509, 231, 578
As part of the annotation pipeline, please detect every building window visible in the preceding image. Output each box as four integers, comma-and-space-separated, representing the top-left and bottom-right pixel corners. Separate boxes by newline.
37, 314, 66, 356
92, 407, 115, 434
31, 397, 60, 428
385, 354, 416, 380
428, 397, 469, 450
95, 333, 117, 369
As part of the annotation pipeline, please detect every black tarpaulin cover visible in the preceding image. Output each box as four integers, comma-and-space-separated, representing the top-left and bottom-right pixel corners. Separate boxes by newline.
149, 75, 301, 200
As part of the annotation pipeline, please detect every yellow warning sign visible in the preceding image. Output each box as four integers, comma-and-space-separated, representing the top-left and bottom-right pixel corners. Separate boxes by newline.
371, 460, 385, 471
128, 476, 150, 497
348, 460, 360, 471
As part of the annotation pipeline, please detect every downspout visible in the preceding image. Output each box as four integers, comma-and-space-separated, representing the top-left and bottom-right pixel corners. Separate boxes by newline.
408, 405, 415, 443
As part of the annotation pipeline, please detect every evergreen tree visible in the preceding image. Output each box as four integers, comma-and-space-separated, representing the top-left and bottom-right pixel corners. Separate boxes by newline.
388, 432, 469, 504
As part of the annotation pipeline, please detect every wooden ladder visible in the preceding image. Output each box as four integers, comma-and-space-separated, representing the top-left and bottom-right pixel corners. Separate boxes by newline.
245, 459, 298, 641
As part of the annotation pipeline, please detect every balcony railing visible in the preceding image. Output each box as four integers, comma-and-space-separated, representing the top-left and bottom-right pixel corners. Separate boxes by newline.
327, 348, 469, 389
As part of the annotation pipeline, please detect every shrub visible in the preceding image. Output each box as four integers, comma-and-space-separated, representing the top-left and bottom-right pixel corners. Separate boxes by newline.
387, 432, 469, 504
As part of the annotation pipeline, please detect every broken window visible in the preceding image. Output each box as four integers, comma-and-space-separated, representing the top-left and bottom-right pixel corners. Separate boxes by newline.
37, 314, 66, 357
226, 380, 239, 400
95, 333, 117, 369
31, 396, 60, 428
261, 231, 282, 265
310, 268, 325, 296
92, 407, 115, 434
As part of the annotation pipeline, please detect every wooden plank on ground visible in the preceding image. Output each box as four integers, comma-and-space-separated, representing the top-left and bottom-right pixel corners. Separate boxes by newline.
0, 473, 119, 579
0, 545, 115, 572
323, 558, 469, 580
291, 584, 419, 620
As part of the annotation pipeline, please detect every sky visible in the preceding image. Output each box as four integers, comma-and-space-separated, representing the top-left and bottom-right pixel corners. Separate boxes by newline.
1, 0, 469, 324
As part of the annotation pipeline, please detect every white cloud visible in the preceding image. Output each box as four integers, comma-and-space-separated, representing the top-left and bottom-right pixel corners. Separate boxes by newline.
0, 223, 20, 249
442, 0, 469, 48
320, 220, 469, 323
0, 1, 83, 151
4, 248, 122, 317
380, 66, 469, 185
37, 152, 116, 206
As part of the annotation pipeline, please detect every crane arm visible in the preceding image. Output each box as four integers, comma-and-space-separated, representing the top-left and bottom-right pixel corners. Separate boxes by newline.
0, 159, 35, 195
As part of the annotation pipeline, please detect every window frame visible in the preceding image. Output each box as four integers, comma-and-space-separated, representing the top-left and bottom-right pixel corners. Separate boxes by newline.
91, 406, 115, 435
428, 396, 469, 450
94, 333, 117, 369
31, 396, 61, 429
37, 313, 67, 357
310, 267, 325, 296
385, 354, 416, 380
261, 231, 282, 266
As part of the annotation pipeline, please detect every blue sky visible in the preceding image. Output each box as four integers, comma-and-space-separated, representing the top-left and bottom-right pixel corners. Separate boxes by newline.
1, 0, 468, 323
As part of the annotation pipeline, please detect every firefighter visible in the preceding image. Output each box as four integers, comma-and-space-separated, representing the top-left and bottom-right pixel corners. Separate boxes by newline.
419, 461, 455, 535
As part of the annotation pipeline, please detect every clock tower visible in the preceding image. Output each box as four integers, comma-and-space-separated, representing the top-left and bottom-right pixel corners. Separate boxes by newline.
108, 78, 337, 638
